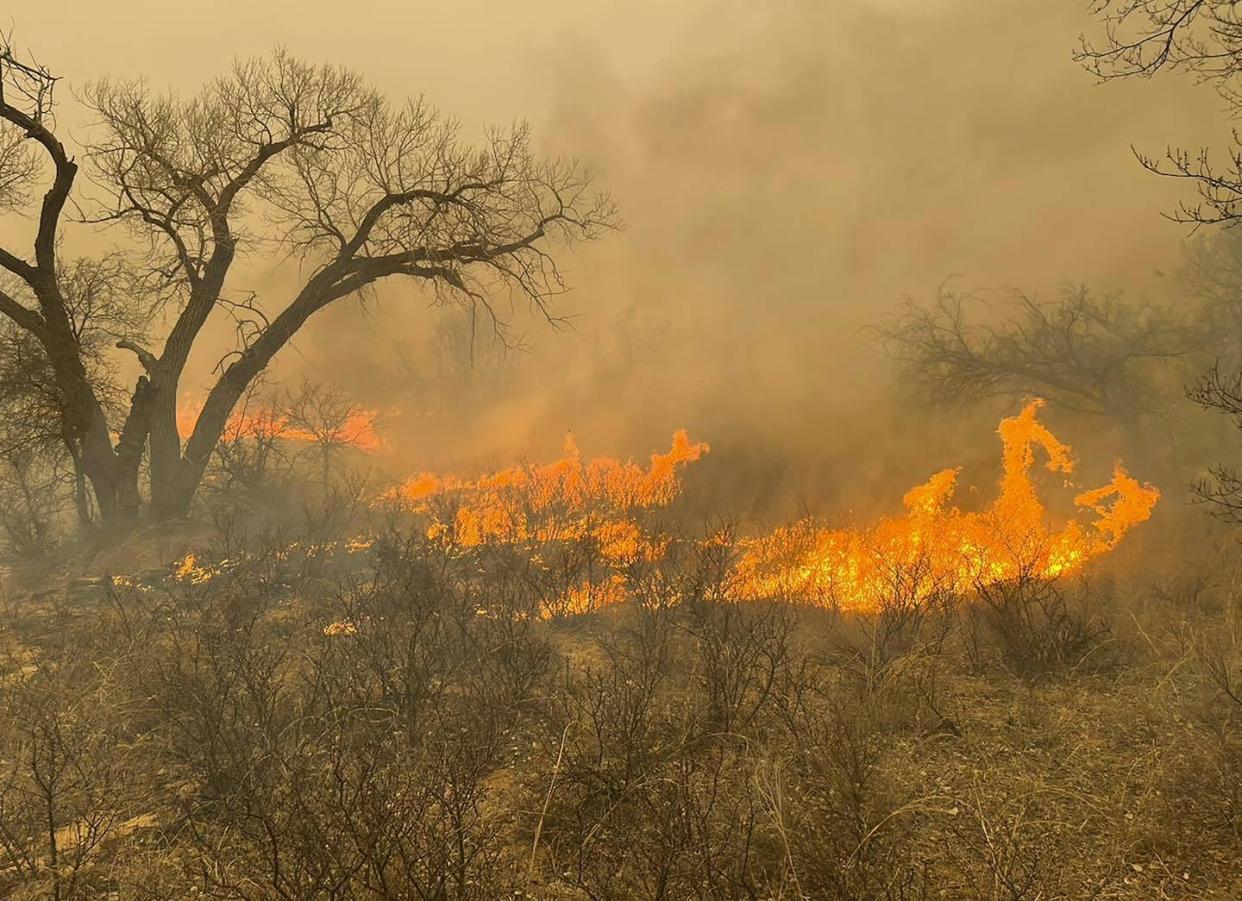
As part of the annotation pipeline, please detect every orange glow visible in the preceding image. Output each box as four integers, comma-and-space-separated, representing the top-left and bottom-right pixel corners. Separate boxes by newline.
381, 404, 1158, 615
729, 400, 1160, 609
176, 397, 382, 452
384, 430, 708, 616
163, 404, 1158, 617
385, 429, 708, 552
380, 405, 1162, 611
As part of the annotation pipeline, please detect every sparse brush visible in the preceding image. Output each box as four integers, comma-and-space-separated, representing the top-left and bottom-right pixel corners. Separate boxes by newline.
970, 570, 1116, 681
3, 492, 1241, 896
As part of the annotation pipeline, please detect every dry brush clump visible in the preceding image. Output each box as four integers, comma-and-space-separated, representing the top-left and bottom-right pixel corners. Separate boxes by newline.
0, 518, 1239, 897
1157, 601, 1242, 848
967, 568, 1119, 682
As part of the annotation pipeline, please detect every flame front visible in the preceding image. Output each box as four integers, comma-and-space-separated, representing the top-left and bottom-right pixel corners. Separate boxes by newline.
729, 400, 1160, 609
386, 429, 709, 559
170, 403, 1159, 616
382, 402, 1157, 615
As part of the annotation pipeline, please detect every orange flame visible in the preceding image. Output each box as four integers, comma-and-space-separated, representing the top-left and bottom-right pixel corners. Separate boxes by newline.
729, 400, 1159, 609
386, 429, 709, 552
385, 430, 709, 614
175, 398, 382, 452
162, 404, 1159, 618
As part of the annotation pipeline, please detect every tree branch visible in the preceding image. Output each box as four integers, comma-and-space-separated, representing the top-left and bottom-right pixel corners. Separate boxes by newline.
0, 246, 36, 283
0, 46, 77, 281
0, 286, 44, 335
115, 338, 157, 373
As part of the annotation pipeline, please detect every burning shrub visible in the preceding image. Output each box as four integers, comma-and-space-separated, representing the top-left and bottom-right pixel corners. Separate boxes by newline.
729, 401, 1158, 613
0, 398, 1202, 896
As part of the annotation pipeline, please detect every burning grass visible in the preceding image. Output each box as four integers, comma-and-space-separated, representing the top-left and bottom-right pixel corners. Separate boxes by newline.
3, 517, 1239, 898
373, 400, 1158, 616
731, 400, 1159, 610
4, 400, 1213, 899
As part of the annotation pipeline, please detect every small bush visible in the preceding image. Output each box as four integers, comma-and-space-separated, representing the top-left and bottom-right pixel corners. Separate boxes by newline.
970, 571, 1113, 680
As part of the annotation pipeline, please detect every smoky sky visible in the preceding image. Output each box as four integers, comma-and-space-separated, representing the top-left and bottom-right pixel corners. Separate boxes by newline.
3, 0, 1224, 508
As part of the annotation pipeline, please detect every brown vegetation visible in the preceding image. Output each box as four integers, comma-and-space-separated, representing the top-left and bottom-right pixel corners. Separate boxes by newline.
0, 494, 1238, 898
3, 2, 1242, 898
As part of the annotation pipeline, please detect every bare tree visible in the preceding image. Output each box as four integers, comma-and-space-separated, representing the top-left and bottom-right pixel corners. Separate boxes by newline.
276, 378, 372, 487
876, 282, 1199, 449
0, 320, 75, 534
0, 256, 142, 530
1080, 3, 1242, 510
1078, 1, 1242, 226
0, 448, 60, 558
205, 378, 292, 504
1187, 364, 1242, 517
1180, 227, 1242, 370
0, 38, 616, 527
0, 45, 130, 525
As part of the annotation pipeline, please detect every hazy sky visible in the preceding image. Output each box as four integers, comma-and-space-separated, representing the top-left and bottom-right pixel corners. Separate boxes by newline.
3, 1, 1224, 501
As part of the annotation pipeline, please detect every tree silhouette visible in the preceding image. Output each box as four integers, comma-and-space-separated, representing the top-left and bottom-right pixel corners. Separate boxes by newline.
0, 39, 616, 525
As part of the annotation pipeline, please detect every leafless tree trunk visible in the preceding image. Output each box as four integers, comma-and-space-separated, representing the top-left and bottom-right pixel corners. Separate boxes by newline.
0, 39, 615, 526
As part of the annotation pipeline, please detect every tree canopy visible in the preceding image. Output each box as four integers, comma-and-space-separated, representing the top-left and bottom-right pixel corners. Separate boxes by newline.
0, 40, 616, 525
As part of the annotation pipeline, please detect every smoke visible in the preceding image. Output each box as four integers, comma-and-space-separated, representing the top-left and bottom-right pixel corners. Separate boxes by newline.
295, 1, 1212, 507
6, 0, 1224, 515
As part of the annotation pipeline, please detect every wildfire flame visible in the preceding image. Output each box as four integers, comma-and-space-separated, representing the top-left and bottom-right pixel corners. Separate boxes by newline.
382, 430, 709, 614
175, 397, 382, 452
729, 400, 1160, 609
160, 401, 1159, 618
386, 429, 709, 551
385, 402, 1157, 614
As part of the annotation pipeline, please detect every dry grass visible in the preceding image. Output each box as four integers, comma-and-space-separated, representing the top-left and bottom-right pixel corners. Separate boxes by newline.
0, 523, 1239, 899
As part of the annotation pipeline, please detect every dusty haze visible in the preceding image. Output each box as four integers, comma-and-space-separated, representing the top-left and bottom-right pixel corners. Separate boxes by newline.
6, 0, 1220, 516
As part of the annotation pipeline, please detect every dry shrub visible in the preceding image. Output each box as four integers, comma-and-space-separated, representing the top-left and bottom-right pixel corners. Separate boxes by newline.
685, 598, 799, 735
777, 694, 940, 899
829, 562, 960, 737
4, 516, 1242, 896
0, 626, 141, 899
1160, 618, 1242, 845
969, 570, 1115, 680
